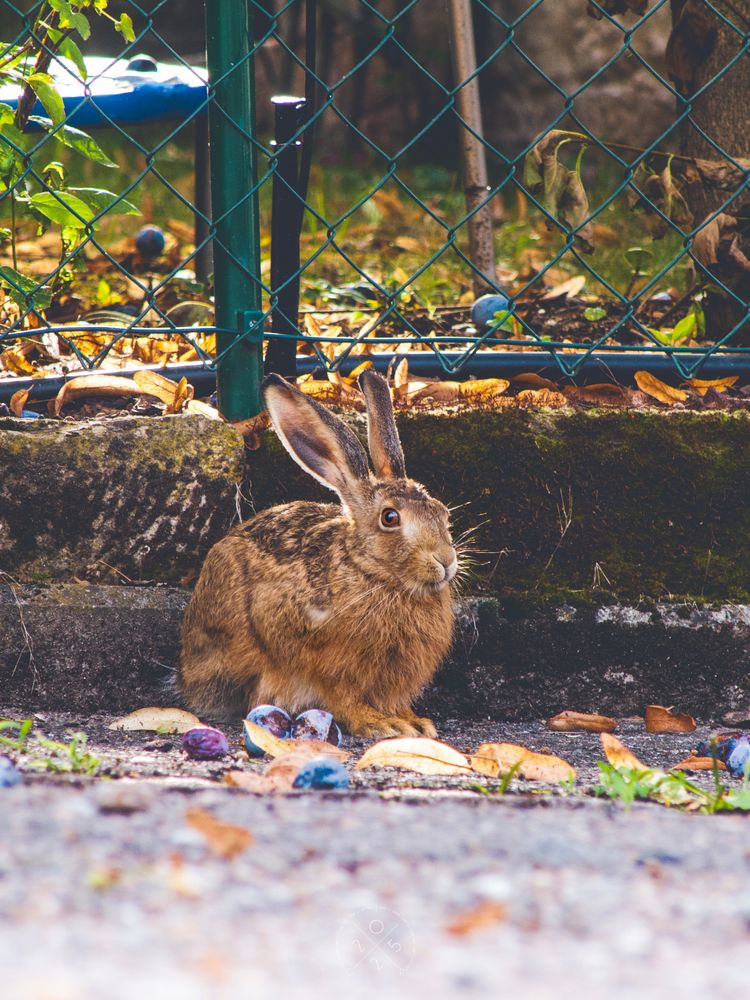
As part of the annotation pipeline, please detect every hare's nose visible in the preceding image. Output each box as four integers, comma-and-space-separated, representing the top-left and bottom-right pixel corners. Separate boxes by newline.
435, 551, 458, 582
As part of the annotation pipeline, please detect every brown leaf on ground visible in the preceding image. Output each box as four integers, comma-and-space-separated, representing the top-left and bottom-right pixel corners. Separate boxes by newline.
683, 376, 738, 396
543, 274, 586, 301
185, 399, 223, 420
303, 313, 324, 339
471, 743, 575, 782
645, 704, 697, 733
547, 711, 617, 733
164, 375, 194, 414
185, 808, 253, 859
356, 737, 472, 775
231, 410, 272, 450
108, 707, 202, 734
446, 901, 507, 936
224, 751, 320, 794
515, 388, 567, 409
459, 378, 510, 403
564, 383, 629, 406
671, 756, 727, 772
9, 388, 30, 416
131, 369, 180, 404
242, 720, 349, 761
51, 375, 143, 416
511, 372, 559, 391
0, 343, 39, 376
393, 357, 409, 404
409, 381, 462, 405
634, 371, 688, 405
601, 733, 647, 770
692, 212, 735, 268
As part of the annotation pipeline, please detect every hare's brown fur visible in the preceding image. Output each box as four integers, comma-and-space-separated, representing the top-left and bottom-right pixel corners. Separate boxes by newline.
179, 371, 457, 738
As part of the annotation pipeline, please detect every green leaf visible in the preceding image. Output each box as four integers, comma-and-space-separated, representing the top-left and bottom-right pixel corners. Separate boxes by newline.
671, 312, 696, 344
0, 103, 14, 127
42, 160, 65, 187
0, 265, 52, 310
584, 306, 607, 322
29, 190, 95, 228
69, 187, 140, 216
48, 0, 90, 38
58, 37, 88, 80
115, 12, 135, 43
29, 116, 116, 167
26, 72, 65, 127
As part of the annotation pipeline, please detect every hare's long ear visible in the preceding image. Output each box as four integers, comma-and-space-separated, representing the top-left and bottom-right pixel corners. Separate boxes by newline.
358, 369, 405, 479
263, 374, 370, 503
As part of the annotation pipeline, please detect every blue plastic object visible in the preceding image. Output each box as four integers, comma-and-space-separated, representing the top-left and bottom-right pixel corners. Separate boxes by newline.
471, 293, 512, 330
0, 55, 207, 129
292, 757, 350, 790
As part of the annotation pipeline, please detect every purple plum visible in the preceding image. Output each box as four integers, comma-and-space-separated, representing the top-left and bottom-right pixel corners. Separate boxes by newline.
292, 757, 349, 790
244, 704, 293, 757
292, 709, 342, 747
182, 726, 230, 760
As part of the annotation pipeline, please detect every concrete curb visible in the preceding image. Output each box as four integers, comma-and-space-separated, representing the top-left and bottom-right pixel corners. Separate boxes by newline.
2, 585, 748, 719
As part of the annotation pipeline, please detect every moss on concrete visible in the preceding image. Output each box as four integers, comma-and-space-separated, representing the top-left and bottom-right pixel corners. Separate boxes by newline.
244, 407, 750, 602
0, 415, 245, 582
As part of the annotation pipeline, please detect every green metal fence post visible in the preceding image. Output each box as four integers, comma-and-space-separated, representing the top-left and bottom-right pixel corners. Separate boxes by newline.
205, 0, 263, 419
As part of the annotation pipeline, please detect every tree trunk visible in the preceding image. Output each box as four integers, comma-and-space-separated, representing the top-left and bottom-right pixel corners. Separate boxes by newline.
673, 0, 750, 338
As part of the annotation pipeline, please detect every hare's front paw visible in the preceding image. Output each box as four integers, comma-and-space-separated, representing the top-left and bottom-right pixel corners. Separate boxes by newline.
351, 713, 423, 739
408, 715, 438, 739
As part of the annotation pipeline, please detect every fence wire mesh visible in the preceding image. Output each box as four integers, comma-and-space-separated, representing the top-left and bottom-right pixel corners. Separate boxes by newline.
1, 0, 749, 399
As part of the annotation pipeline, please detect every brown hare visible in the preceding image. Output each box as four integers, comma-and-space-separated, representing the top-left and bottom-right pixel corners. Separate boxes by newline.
178, 369, 458, 738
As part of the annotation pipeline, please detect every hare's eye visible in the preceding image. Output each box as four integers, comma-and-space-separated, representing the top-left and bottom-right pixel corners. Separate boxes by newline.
380, 507, 401, 528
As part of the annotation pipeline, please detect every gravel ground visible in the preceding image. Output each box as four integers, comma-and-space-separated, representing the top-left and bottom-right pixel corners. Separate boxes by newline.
1, 710, 748, 999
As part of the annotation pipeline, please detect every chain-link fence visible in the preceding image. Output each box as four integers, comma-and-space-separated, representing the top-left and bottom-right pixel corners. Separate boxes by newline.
1, 1, 749, 418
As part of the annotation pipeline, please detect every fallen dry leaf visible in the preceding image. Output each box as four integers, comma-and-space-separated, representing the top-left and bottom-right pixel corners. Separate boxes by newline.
409, 380, 462, 405
600, 733, 647, 770
224, 751, 318, 794
242, 720, 349, 761
165, 375, 194, 414
109, 707, 202, 734
671, 756, 727, 772
355, 737, 472, 775
645, 704, 697, 733
564, 384, 629, 406
511, 372, 559, 391
459, 378, 510, 402
547, 711, 617, 733
515, 388, 567, 409
471, 743, 575, 782
683, 376, 738, 396
634, 370, 688, 405
446, 901, 507, 936
185, 807, 253, 859
231, 410, 272, 450
185, 398, 223, 420
131, 368, 180, 404
9, 388, 30, 416
52, 375, 143, 416
345, 360, 373, 383
393, 357, 409, 404
542, 274, 586, 300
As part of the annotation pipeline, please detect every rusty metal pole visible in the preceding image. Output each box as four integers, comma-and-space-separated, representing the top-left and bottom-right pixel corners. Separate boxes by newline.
446, 0, 496, 295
